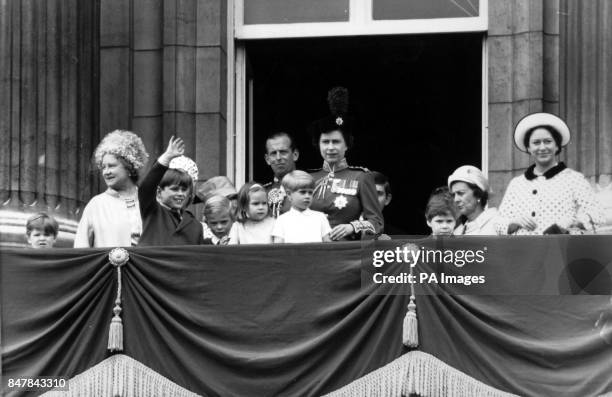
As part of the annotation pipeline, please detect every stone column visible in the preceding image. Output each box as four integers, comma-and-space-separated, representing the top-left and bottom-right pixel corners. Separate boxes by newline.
163, 0, 228, 178
559, 0, 612, 229
0, 0, 98, 247
560, 0, 612, 184
487, 0, 560, 205
99, 0, 228, 221
99, 0, 228, 176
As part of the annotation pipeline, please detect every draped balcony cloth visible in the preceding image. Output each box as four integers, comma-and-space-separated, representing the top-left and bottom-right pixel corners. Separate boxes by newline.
2, 236, 612, 396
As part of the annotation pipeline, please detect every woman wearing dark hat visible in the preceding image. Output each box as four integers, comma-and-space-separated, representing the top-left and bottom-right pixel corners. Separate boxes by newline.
308, 87, 383, 240
448, 165, 500, 235
497, 112, 604, 234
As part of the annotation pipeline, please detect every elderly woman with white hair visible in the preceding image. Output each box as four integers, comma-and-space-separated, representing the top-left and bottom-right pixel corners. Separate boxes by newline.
74, 130, 149, 247
496, 113, 604, 234
448, 165, 500, 235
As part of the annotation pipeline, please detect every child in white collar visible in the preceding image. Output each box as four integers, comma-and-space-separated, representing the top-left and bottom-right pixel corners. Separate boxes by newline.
203, 195, 233, 245
272, 171, 331, 243
228, 183, 275, 244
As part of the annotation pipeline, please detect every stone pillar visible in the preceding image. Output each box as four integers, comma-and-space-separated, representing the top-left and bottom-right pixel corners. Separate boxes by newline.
99, 0, 228, 222
487, 0, 560, 205
559, 0, 612, 230
99, 0, 228, 179
560, 0, 612, 184
99, 0, 164, 160
0, 0, 98, 247
163, 0, 228, 179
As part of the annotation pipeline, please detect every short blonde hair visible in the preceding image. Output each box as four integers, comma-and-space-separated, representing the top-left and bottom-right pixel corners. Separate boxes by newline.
281, 170, 314, 192
203, 194, 233, 219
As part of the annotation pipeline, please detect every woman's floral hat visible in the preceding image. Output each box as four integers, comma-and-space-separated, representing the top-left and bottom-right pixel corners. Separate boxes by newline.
94, 130, 149, 171
169, 155, 199, 182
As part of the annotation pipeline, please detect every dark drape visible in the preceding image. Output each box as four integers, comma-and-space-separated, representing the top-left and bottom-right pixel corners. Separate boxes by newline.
2, 236, 612, 396
412, 236, 612, 397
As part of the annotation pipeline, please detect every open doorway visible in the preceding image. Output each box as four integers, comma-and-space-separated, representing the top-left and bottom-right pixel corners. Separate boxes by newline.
244, 33, 483, 234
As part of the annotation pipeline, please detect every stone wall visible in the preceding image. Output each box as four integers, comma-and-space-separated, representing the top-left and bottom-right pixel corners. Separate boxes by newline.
0, 0, 98, 247
99, 0, 228, 179
487, 0, 560, 205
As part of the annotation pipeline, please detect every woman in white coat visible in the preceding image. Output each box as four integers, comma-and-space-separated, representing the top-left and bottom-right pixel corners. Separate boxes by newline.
497, 113, 604, 235
74, 130, 149, 247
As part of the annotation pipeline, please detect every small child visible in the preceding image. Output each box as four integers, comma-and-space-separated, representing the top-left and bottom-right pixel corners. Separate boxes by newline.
138, 136, 205, 245
425, 186, 457, 236
272, 170, 331, 243
26, 212, 59, 249
197, 176, 238, 240
228, 182, 275, 244
203, 195, 234, 245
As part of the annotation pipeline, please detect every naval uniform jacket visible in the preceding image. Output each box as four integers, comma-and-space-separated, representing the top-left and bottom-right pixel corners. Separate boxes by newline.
309, 160, 384, 239
138, 161, 205, 245
264, 178, 292, 218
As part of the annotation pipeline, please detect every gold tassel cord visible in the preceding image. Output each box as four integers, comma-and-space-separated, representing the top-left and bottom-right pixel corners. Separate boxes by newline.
403, 294, 418, 348
107, 248, 129, 352
108, 265, 123, 352
402, 243, 419, 348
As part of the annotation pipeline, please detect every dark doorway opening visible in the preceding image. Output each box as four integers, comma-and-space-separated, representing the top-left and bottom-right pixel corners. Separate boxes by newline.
246, 33, 482, 234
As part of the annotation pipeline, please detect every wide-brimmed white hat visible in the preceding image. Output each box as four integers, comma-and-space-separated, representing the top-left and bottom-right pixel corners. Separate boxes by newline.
514, 112, 570, 152
448, 165, 489, 192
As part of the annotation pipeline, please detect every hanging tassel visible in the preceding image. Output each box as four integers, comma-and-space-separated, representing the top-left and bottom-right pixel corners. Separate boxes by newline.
108, 296, 123, 352
403, 246, 419, 348
107, 248, 129, 352
403, 294, 418, 348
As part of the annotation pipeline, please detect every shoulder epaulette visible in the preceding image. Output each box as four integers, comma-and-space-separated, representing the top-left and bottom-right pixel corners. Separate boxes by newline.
348, 165, 370, 172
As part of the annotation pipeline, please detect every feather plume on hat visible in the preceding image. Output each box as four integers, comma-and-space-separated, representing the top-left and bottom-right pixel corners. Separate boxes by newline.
309, 86, 355, 148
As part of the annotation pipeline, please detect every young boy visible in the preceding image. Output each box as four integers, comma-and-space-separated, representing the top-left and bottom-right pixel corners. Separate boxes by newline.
202, 195, 234, 245
197, 176, 238, 240
138, 136, 205, 245
26, 212, 59, 248
372, 171, 406, 237
272, 170, 331, 243
425, 187, 457, 236
372, 171, 392, 211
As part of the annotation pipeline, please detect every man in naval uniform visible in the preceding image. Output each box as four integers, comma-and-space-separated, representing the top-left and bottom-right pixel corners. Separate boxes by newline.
263, 132, 299, 218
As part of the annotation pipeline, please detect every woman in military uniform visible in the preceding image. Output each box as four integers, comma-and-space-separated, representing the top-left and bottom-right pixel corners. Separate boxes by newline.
308, 87, 383, 240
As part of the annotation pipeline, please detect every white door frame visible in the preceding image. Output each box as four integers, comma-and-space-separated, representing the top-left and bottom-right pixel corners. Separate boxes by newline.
235, 0, 487, 39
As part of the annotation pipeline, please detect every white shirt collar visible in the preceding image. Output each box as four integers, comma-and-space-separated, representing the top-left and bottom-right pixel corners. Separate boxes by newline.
289, 207, 313, 216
